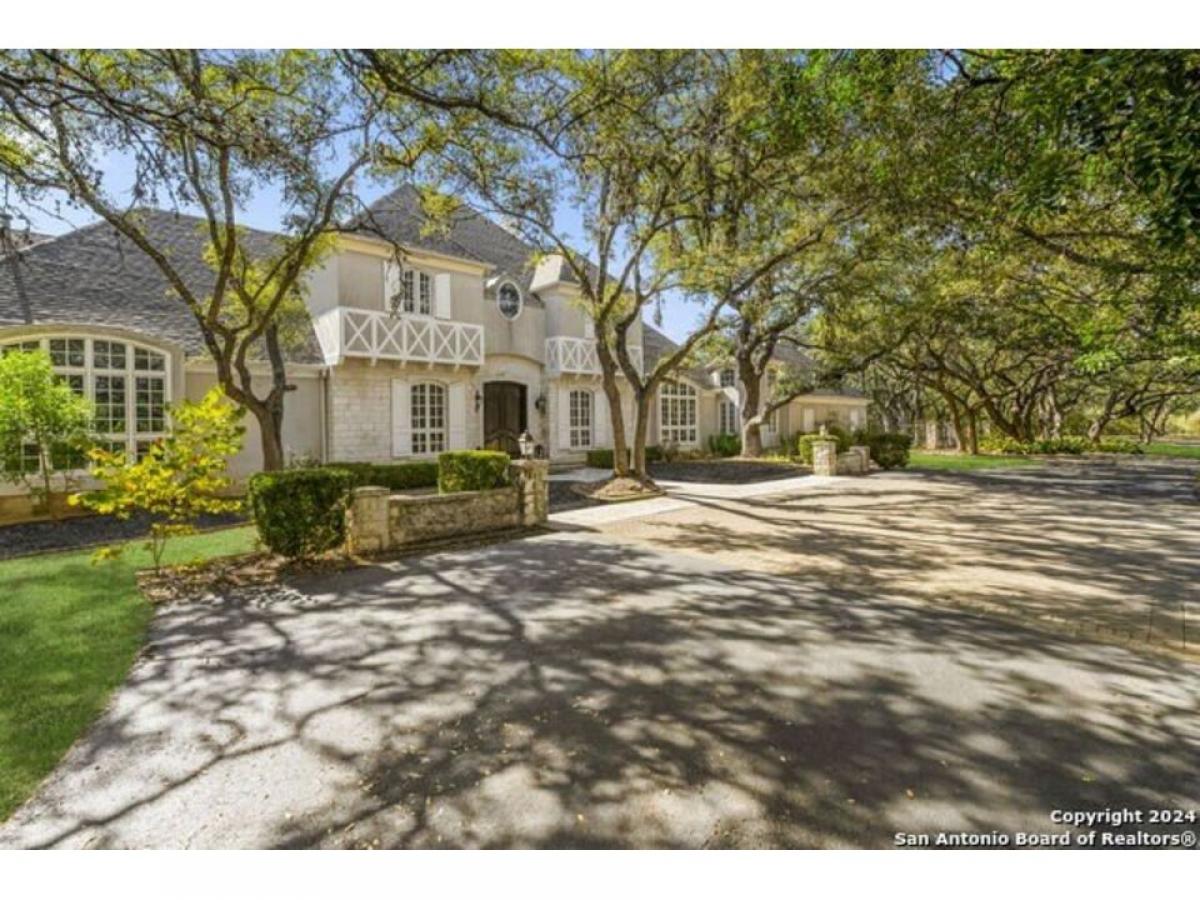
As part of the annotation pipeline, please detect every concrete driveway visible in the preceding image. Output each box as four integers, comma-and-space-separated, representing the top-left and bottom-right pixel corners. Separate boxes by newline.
2, 458, 1197, 848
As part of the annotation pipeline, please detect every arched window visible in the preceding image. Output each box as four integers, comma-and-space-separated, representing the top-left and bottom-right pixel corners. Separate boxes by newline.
569, 389, 593, 449
410, 382, 446, 455
659, 380, 698, 446
2, 334, 169, 463
719, 368, 735, 387
497, 281, 523, 320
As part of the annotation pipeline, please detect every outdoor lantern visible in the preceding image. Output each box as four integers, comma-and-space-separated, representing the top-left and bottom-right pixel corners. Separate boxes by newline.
518, 430, 535, 459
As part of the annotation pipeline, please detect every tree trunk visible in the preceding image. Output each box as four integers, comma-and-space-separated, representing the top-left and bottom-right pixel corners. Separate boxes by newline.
966, 407, 980, 455
631, 391, 655, 480
736, 348, 764, 459
595, 343, 629, 477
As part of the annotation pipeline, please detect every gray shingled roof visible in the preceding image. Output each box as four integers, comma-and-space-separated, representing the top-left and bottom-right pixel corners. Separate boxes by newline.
0, 209, 323, 363
641, 323, 711, 384
349, 185, 545, 303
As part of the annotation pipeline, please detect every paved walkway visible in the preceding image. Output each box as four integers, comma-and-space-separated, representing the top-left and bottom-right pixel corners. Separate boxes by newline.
2, 460, 1197, 848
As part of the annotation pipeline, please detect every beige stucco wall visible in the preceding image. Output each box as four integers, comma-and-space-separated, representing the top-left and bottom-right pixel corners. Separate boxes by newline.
184, 367, 324, 478
482, 288, 543, 359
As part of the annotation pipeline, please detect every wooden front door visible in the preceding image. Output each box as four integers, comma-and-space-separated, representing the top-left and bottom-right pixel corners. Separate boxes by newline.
483, 381, 528, 457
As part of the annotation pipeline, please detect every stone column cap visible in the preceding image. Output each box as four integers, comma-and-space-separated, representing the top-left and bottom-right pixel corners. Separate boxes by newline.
351, 485, 391, 497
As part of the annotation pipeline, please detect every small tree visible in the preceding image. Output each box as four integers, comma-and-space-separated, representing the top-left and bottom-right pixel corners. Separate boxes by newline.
0, 349, 92, 516
72, 386, 245, 571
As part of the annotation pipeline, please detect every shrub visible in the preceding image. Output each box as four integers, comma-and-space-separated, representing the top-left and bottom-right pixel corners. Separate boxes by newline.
707, 433, 741, 457
865, 432, 912, 469
1096, 437, 1143, 454
327, 460, 438, 491
585, 446, 663, 468
796, 430, 851, 464
438, 450, 510, 493
247, 467, 352, 559
75, 387, 245, 570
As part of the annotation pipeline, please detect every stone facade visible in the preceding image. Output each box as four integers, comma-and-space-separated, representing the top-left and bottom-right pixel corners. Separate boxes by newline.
346, 459, 548, 554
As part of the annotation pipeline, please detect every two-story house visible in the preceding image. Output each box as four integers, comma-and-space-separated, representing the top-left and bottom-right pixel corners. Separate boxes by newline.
0, 185, 866, 518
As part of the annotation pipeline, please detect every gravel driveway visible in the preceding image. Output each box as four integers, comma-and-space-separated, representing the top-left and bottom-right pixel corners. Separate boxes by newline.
3, 460, 1197, 848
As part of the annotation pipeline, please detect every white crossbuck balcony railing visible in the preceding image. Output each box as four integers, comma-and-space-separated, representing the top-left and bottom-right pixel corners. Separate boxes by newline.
545, 336, 643, 378
315, 307, 484, 367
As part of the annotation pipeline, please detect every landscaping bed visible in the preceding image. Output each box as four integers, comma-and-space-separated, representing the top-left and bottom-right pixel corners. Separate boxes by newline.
647, 458, 805, 484
0, 509, 249, 561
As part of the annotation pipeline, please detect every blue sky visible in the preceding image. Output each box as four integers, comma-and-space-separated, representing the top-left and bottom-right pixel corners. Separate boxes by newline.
14, 152, 702, 343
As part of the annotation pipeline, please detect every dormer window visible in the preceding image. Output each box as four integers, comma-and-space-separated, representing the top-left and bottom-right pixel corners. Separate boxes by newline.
497, 281, 522, 320
719, 368, 735, 387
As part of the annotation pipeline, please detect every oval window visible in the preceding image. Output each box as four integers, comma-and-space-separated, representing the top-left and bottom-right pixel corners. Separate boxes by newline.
497, 282, 522, 320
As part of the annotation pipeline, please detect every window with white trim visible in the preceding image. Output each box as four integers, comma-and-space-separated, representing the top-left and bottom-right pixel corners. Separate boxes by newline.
401, 269, 433, 316
1, 335, 169, 465
659, 380, 698, 445
719, 368, 735, 387
569, 390, 593, 449
410, 382, 446, 455
718, 398, 738, 435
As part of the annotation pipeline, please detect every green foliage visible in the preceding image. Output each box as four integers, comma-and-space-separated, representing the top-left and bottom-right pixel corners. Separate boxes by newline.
707, 433, 742, 457
863, 432, 912, 469
247, 467, 352, 559
979, 435, 1143, 456
585, 446, 664, 469
72, 387, 244, 571
437, 450, 510, 494
327, 461, 438, 491
0, 349, 93, 513
796, 429, 851, 464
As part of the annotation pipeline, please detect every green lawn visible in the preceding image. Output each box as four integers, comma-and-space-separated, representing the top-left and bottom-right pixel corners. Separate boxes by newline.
1142, 441, 1200, 459
907, 451, 1040, 471
0, 525, 258, 821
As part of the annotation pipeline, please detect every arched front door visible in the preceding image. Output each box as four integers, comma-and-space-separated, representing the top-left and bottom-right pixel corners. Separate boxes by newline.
483, 381, 528, 457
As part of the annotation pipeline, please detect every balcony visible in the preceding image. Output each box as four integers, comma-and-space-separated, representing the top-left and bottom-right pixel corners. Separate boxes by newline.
314, 307, 484, 367
545, 336, 643, 378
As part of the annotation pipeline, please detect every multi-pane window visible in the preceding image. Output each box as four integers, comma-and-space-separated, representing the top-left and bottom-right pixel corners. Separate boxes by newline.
659, 380, 698, 446
401, 270, 433, 316
719, 368, 735, 387
569, 390, 592, 449
718, 399, 738, 435
410, 383, 446, 455
0, 336, 169, 467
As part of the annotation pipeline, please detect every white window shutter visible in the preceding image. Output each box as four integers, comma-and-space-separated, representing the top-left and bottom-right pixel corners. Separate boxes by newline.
593, 389, 609, 447
383, 260, 400, 311
557, 386, 572, 452
583, 318, 595, 339
434, 273, 452, 319
391, 379, 411, 457
448, 382, 467, 450
802, 407, 815, 432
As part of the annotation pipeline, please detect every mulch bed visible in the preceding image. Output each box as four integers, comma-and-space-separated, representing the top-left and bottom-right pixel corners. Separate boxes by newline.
0, 510, 248, 561
647, 458, 806, 484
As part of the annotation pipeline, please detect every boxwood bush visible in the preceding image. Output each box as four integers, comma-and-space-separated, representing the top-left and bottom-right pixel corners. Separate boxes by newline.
327, 460, 438, 491
438, 450, 511, 493
585, 446, 663, 468
247, 468, 352, 559
979, 435, 1143, 456
865, 432, 912, 469
707, 433, 741, 458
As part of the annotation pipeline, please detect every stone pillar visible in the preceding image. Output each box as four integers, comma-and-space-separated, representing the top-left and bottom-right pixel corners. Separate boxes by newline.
346, 485, 391, 554
510, 459, 549, 526
811, 439, 839, 477
850, 444, 872, 473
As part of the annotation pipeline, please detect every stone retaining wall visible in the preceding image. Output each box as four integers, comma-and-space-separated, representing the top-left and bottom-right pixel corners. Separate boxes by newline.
346, 459, 548, 554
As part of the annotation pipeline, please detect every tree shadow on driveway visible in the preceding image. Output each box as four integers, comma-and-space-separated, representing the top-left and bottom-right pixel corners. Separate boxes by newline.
2, 529, 1196, 848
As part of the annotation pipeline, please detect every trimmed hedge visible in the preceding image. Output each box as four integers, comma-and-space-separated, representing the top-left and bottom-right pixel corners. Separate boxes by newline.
247, 468, 352, 559
796, 429, 851, 464
327, 460, 438, 491
864, 432, 912, 469
707, 433, 741, 458
585, 446, 664, 468
979, 435, 1144, 456
438, 450, 511, 493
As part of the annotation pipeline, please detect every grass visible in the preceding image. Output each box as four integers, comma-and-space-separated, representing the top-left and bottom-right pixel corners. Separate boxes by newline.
0, 525, 258, 822
907, 451, 1040, 471
1142, 442, 1200, 460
